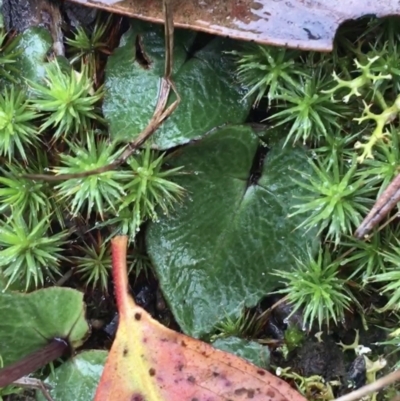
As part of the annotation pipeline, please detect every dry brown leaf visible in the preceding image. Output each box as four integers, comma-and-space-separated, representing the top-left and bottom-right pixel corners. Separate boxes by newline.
64, 0, 400, 51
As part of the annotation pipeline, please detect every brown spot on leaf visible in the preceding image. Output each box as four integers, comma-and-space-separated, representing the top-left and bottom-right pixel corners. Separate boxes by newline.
149, 368, 156, 376
234, 387, 255, 398
257, 369, 266, 376
134, 313, 142, 320
131, 394, 144, 401
181, 340, 187, 347
123, 348, 129, 357
267, 390, 276, 398
187, 375, 196, 383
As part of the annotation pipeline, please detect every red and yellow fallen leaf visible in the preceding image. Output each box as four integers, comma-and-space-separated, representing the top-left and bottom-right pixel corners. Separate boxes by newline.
94, 235, 307, 401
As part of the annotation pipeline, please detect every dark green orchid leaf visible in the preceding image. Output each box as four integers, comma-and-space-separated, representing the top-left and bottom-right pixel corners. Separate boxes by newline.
36, 351, 107, 401
0, 287, 89, 366
212, 337, 270, 369
103, 21, 252, 149
146, 124, 319, 338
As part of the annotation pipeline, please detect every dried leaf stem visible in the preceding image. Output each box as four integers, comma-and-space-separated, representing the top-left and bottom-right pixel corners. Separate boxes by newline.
355, 173, 400, 239
333, 369, 400, 401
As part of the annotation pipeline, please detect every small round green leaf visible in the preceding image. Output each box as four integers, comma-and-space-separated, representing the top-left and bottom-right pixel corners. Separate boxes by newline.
13, 27, 52, 83
36, 351, 107, 401
146, 124, 319, 337
0, 287, 89, 365
212, 337, 270, 369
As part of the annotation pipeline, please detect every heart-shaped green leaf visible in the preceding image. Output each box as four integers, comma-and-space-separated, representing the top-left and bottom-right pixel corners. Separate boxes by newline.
212, 337, 270, 369
103, 21, 252, 149
146, 124, 319, 337
36, 350, 107, 401
0, 287, 89, 365
13, 27, 53, 83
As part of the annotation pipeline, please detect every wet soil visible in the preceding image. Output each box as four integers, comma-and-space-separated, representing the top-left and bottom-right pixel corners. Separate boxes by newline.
268, 314, 389, 397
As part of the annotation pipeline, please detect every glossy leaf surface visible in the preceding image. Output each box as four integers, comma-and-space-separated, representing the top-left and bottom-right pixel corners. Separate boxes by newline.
37, 351, 107, 401
147, 125, 318, 337
103, 22, 252, 149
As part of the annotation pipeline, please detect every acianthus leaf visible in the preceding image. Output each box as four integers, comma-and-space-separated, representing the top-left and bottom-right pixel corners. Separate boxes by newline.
212, 337, 270, 369
146, 124, 319, 337
36, 350, 107, 401
13, 27, 53, 83
0, 287, 89, 365
94, 235, 307, 401
102, 21, 252, 149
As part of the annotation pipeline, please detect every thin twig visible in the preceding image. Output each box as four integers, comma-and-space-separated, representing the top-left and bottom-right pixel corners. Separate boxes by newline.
25, 0, 179, 182
354, 173, 400, 239
54, 268, 74, 286
13, 377, 54, 401
333, 369, 400, 401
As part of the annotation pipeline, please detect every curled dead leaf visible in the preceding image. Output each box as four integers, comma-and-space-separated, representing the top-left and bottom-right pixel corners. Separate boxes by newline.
65, 0, 400, 51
